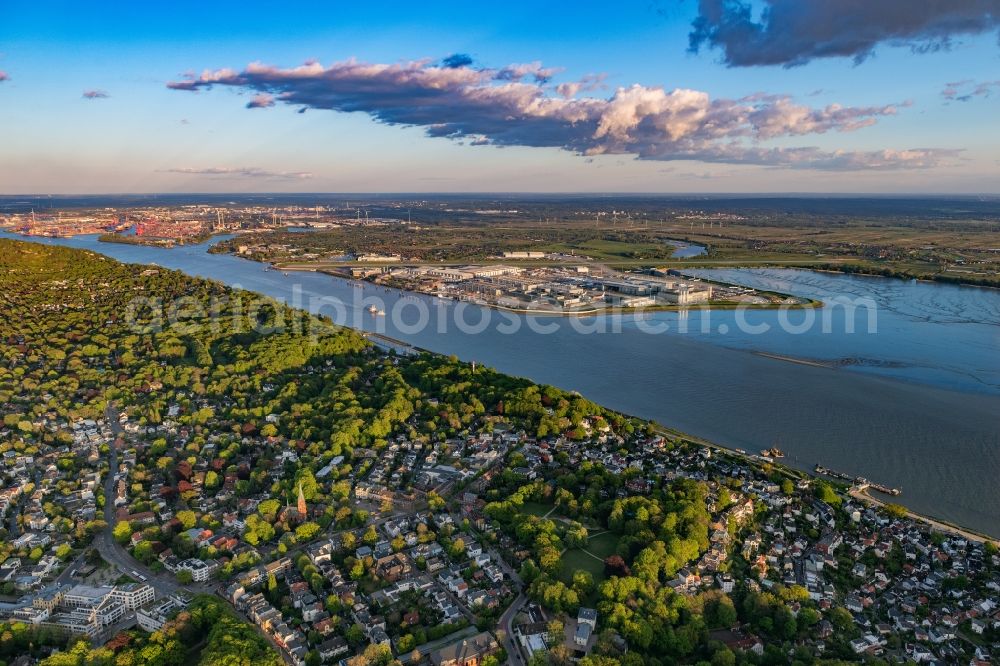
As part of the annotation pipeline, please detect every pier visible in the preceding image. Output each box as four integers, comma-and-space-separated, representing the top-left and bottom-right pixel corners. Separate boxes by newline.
814, 464, 901, 496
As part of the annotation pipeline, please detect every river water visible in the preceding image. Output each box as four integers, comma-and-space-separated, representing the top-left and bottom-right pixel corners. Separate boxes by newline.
5, 232, 999, 536
667, 240, 707, 258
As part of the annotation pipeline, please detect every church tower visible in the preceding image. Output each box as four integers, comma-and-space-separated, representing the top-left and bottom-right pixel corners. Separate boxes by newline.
297, 481, 307, 518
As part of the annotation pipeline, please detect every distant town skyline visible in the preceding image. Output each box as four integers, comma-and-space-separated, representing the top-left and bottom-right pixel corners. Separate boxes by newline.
2, 0, 1000, 194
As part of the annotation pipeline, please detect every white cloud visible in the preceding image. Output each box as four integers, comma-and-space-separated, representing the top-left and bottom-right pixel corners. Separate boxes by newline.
167, 57, 957, 170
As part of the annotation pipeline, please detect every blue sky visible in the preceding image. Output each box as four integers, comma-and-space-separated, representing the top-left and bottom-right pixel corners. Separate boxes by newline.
1, 0, 998, 193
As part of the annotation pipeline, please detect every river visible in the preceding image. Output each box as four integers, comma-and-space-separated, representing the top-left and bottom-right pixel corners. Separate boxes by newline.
4, 231, 999, 536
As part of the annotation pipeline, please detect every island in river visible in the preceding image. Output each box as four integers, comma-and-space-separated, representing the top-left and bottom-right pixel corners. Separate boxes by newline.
285, 259, 815, 316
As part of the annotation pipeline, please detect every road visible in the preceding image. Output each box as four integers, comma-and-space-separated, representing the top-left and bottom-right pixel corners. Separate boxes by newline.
498, 592, 529, 666
443, 509, 529, 666
399, 625, 480, 665
53, 550, 90, 586
486, 545, 522, 587
476, 531, 529, 665
97, 405, 200, 598
92, 404, 540, 665
7, 494, 20, 538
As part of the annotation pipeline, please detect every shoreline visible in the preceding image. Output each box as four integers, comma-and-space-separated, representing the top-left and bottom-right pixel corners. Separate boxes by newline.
8, 226, 998, 291
803, 266, 1000, 292
678, 259, 1000, 292
649, 422, 1000, 545
359, 327, 1000, 544
4, 232, 996, 543
753, 351, 834, 369
848, 487, 997, 545
273, 262, 822, 317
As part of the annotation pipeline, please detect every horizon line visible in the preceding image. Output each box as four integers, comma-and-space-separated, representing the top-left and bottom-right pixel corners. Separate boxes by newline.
2, 191, 1000, 199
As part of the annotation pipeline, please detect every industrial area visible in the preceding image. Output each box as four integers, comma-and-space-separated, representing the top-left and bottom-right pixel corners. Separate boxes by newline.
345, 262, 720, 314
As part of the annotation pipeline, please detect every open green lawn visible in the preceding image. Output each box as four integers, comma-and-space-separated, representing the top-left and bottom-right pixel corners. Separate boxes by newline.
562, 238, 676, 261
585, 531, 619, 559
520, 501, 553, 517
559, 548, 607, 586
556, 532, 619, 591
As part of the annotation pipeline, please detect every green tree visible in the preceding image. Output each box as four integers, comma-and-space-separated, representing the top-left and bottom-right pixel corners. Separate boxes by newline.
113, 520, 132, 544
883, 503, 908, 519
830, 606, 854, 632
295, 522, 321, 541
176, 510, 198, 530
815, 481, 842, 507
427, 491, 446, 511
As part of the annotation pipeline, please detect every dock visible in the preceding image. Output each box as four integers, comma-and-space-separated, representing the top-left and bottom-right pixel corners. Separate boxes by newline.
814, 464, 901, 496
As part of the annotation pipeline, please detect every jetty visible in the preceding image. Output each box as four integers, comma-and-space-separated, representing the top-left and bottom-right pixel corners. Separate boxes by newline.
814, 464, 901, 496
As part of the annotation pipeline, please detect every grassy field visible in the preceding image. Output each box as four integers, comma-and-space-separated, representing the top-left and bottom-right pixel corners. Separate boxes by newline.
585, 531, 619, 559
656, 220, 1000, 286
520, 501, 553, 517
560, 548, 606, 584
558, 531, 619, 589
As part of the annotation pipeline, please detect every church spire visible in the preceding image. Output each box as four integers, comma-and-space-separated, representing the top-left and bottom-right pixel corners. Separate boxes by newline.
297, 480, 307, 518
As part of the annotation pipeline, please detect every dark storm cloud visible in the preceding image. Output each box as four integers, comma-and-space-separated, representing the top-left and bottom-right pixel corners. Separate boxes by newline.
688, 0, 1000, 67
442, 53, 474, 69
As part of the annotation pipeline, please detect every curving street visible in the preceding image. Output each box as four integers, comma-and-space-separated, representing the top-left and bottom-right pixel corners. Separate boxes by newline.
99, 405, 206, 598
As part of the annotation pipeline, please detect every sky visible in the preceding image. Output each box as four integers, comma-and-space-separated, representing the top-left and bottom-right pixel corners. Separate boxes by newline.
1, 0, 999, 194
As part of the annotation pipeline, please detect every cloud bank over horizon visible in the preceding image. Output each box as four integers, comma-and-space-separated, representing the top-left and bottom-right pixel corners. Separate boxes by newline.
159, 167, 313, 180
688, 0, 1000, 67
167, 57, 956, 171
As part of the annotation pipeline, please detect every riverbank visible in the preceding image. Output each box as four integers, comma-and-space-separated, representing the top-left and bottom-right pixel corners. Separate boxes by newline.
360, 327, 1000, 546
849, 487, 998, 546
788, 263, 1000, 289
284, 263, 821, 317
5, 229, 999, 538
98, 231, 216, 248
679, 257, 1000, 292
652, 421, 1000, 547
412, 297, 822, 318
